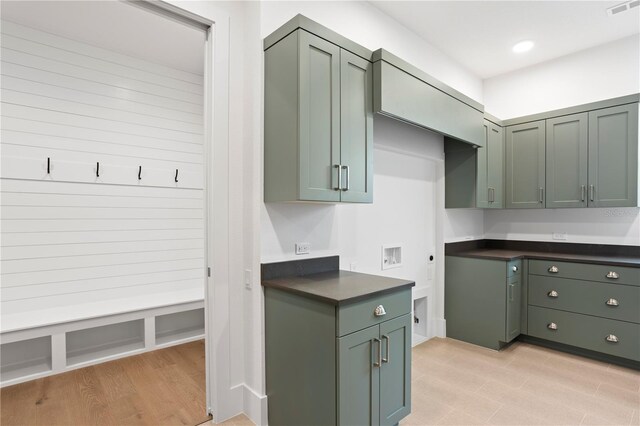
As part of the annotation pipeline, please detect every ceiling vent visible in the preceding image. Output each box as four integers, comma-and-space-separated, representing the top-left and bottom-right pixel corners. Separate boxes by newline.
607, 0, 640, 16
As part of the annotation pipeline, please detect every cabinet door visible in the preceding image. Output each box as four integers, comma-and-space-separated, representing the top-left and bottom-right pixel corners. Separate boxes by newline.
588, 104, 639, 207
340, 50, 373, 203
379, 314, 411, 426
338, 324, 380, 426
487, 122, 504, 208
476, 123, 490, 208
505, 274, 521, 342
298, 31, 341, 202
506, 121, 546, 208
546, 113, 588, 208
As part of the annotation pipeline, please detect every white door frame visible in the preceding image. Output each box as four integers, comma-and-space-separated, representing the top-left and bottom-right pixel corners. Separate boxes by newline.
133, 1, 237, 422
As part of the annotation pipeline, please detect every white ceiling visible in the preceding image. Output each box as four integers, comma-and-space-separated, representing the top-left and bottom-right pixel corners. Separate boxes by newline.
370, 1, 640, 79
0, 1, 205, 75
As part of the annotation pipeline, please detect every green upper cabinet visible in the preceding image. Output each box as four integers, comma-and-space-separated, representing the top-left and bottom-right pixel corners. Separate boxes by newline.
588, 103, 639, 208
546, 113, 588, 208
264, 29, 373, 203
477, 120, 504, 208
506, 120, 546, 209
372, 50, 484, 147
340, 50, 374, 203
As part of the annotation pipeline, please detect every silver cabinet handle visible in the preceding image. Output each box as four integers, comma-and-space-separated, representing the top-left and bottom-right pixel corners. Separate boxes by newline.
488, 187, 495, 203
508, 283, 515, 302
333, 164, 342, 191
539, 187, 544, 203
581, 185, 586, 202
374, 305, 386, 317
341, 165, 350, 191
382, 334, 390, 363
547, 322, 558, 330
547, 290, 559, 298
512, 265, 518, 273
548, 266, 559, 273
606, 298, 619, 307
589, 185, 595, 202
605, 334, 619, 343
606, 271, 619, 280
373, 338, 382, 367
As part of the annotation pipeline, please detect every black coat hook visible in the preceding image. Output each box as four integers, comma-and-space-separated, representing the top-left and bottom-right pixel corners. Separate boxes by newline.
138, 166, 142, 180
175, 169, 179, 183
47, 157, 50, 174
96, 162, 100, 178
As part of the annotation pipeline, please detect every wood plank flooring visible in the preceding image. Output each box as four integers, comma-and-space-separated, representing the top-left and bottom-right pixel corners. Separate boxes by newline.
1, 340, 208, 426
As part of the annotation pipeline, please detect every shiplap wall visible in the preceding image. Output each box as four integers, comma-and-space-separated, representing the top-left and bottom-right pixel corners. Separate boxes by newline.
0, 20, 205, 327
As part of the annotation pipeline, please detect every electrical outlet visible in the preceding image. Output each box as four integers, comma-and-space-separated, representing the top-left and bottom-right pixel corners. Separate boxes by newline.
350, 262, 358, 271
552, 232, 568, 241
295, 242, 310, 255
244, 269, 252, 290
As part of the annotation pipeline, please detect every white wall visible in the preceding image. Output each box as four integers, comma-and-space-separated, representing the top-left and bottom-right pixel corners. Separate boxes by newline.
260, 1, 483, 102
483, 35, 640, 119
484, 208, 640, 246
483, 35, 640, 247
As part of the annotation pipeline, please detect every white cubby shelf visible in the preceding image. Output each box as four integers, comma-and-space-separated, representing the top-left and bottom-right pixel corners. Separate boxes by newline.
0, 298, 205, 388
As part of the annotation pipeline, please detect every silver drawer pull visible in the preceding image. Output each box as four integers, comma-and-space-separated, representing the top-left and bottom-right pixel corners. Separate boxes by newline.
548, 266, 559, 273
606, 271, 619, 280
382, 334, 390, 363
605, 298, 619, 307
374, 305, 387, 317
547, 322, 558, 330
605, 334, 619, 343
512, 265, 519, 272
373, 338, 382, 367
547, 290, 559, 298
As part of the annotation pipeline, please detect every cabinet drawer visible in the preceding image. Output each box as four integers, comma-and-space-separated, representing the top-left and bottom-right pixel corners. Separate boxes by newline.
529, 260, 639, 286
337, 289, 411, 337
529, 275, 640, 323
528, 306, 640, 361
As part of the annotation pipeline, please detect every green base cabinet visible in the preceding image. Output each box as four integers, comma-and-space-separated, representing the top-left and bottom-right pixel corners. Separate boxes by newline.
265, 288, 412, 426
527, 259, 640, 362
264, 27, 373, 203
445, 256, 522, 350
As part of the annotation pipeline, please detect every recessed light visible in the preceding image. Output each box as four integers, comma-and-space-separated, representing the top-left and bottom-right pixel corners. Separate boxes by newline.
512, 40, 534, 53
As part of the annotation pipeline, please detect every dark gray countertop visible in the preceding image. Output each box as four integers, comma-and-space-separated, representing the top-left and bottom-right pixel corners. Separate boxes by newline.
262, 270, 415, 305
448, 249, 640, 267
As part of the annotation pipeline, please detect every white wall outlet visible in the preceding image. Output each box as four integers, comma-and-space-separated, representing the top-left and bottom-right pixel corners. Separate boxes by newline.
295, 242, 311, 255
244, 269, 252, 290
382, 245, 402, 270
552, 232, 568, 241
350, 262, 358, 271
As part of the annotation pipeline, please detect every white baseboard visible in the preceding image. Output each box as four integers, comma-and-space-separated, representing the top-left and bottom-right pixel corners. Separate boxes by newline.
243, 384, 268, 426
435, 318, 446, 338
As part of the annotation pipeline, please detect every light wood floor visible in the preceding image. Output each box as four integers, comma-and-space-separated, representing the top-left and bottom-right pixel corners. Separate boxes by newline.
206, 338, 640, 426
1, 340, 208, 426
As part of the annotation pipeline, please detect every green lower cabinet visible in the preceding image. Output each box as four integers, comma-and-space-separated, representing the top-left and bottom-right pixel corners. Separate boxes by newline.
338, 325, 380, 426
528, 306, 640, 361
266, 287, 412, 426
338, 314, 411, 426
379, 315, 411, 426
445, 256, 522, 350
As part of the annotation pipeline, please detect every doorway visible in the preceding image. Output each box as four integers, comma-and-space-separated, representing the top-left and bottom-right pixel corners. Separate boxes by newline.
0, 1, 212, 424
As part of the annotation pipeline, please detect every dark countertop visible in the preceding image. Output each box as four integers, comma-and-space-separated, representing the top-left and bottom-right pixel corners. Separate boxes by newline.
448, 248, 640, 267
262, 270, 415, 305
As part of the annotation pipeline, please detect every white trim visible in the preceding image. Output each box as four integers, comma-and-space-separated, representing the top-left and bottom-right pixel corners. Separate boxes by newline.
242, 384, 268, 426
435, 318, 447, 338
